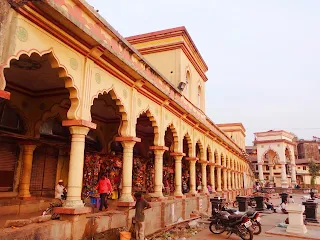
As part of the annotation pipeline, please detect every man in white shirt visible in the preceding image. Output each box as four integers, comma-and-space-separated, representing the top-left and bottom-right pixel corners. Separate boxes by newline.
288, 195, 295, 204
55, 180, 67, 199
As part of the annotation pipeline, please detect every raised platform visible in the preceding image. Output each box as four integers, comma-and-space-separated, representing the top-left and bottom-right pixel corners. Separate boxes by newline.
266, 225, 320, 240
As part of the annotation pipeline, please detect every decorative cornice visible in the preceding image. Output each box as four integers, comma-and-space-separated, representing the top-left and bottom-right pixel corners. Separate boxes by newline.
115, 136, 141, 143
62, 120, 97, 129
150, 146, 169, 151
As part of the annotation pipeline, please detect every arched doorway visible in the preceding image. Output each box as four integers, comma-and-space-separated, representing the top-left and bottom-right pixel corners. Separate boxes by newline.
163, 126, 175, 195
2, 52, 77, 198
133, 112, 155, 193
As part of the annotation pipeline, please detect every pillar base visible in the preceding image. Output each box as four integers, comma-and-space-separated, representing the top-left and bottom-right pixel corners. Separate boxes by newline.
117, 201, 136, 207
63, 200, 84, 208
53, 207, 92, 215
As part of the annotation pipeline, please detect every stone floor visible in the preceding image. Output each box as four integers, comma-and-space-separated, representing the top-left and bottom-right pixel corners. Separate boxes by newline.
191, 194, 320, 240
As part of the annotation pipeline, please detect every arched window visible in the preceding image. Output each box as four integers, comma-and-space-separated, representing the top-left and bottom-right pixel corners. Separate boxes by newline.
185, 71, 190, 98
197, 85, 201, 108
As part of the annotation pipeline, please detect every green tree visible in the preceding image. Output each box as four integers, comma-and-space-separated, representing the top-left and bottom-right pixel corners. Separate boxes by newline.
308, 160, 320, 188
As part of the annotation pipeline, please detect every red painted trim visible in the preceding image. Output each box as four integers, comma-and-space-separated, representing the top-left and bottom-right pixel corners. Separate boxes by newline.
170, 152, 186, 157
115, 136, 141, 143
126, 26, 208, 71
0, 90, 10, 100
62, 120, 97, 129
254, 139, 296, 146
150, 146, 169, 151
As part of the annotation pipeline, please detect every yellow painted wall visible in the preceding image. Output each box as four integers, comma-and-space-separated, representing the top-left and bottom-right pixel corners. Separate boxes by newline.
142, 50, 181, 88
180, 51, 206, 112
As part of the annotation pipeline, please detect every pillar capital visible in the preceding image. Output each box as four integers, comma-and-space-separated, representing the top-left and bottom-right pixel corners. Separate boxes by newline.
170, 152, 185, 157
185, 157, 199, 162
69, 126, 90, 135
115, 136, 141, 149
62, 119, 96, 129
198, 160, 208, 165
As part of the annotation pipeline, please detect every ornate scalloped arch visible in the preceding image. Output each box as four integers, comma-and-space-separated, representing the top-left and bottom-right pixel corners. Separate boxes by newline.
0, 49, 79, 120
183, 132, 193, 157
135, 107, 160, 146
206, 145, 212, 162
220, 152, 226, 167
261, 148, 280, 164
90, 87, 128, 137
214, 150, 219, 164
164, 122, 179, 153
195, 139, 204, 159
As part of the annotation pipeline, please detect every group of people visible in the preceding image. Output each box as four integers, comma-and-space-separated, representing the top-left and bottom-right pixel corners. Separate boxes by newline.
264, 195, 295, 214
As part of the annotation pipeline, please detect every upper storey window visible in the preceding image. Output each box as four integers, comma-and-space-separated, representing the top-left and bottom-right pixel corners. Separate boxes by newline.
184, 71, 190, 98
197, 85, 201, 108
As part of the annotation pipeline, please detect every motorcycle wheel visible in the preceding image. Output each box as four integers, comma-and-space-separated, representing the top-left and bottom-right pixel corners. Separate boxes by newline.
252, 221, 262, 235
209, 220, 225, 234
233, 201, 239, 208
237, 225, 253, 240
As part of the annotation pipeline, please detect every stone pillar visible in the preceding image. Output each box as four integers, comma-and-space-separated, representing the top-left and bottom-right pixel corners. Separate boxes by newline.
227, 170, 232, 190
150, 147, 167, 198
210, 165, 216, 192
117, 138, 140, 204
232, 171, 235, 190
187, 158, 198, 195
281, 163, 288, 188
269, 164, 274, 182
201, 162, 208, 193
258, 163, 264, 183
216, 166, 222, 192
19, 144, 37, 198
291, 164, 297, 185
236, 173, 239, 189
64, 126, 89, 208
286, 203, 307, 234
171, 153, 184, 197
223, 168, 228, 191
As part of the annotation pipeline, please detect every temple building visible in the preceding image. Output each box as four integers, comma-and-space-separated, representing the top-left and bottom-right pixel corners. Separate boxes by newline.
0, 0, 254, 219
247, 130, 320, 188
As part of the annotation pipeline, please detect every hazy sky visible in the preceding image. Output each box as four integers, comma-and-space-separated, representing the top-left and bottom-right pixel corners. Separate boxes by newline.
87, 0, 320, 145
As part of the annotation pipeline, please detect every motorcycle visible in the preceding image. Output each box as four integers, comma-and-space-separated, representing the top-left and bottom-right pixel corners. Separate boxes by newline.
209, 209, 253, 240
222, 207, 262, 235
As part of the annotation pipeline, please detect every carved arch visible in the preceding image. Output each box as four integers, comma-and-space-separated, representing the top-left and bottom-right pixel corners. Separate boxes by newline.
136, 108, 160, 146
183, 132, 193, 157
206, 145, 212, 162
0, 49, 79, 119
91, 87, 128, 136
165, 123, 179, 153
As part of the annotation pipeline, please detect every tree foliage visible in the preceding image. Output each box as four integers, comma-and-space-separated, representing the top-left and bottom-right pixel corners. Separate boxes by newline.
308, 160, 320, 188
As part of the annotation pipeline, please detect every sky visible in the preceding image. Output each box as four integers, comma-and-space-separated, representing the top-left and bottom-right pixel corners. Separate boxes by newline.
87, 0, 320, 145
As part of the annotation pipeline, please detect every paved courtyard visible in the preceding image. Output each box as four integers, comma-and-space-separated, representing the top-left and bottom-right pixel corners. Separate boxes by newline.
192, 193, 320, 240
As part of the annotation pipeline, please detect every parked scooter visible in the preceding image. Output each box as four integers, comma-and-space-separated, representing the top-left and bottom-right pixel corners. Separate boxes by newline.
209, 209, 253, 240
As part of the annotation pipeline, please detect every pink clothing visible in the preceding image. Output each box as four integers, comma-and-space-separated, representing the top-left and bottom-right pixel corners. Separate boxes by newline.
96, 178, 113, 194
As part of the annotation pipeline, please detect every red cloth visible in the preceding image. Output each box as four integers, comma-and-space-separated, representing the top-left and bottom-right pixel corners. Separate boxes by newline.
96, 178, 113, 193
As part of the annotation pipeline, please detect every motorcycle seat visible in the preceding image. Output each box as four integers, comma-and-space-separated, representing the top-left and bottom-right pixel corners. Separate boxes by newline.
227, 214, 243, 222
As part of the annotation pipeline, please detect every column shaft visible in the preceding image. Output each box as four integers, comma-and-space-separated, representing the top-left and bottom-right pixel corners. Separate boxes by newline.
64, 126, 89, 208
119, 141, 136, 202
201, 163, 208, 193
216, 167, 222, 191
19, 145, 37, 198
227, 170, 232, 190
281, 163, 288, 188
291, 164, 297, 184
258, 164, 264, 183
154, 149, 165, 198
223, 169, 228, 191
174, 155, 183, 196
189, 160, 197, 194
210, 165, 216, 192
